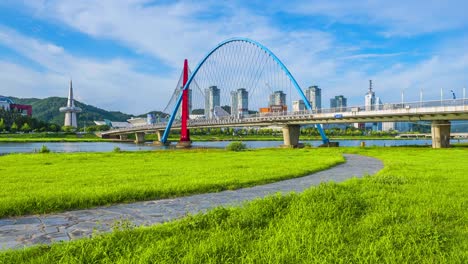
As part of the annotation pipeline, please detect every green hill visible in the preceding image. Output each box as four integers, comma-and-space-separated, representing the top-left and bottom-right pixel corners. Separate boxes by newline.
8, 96, 166, 126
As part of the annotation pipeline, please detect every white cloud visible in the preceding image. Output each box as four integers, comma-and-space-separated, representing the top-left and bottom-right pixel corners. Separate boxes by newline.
1, 0, 468, 113
287, 0, 468, 36
0, 25, 177, 114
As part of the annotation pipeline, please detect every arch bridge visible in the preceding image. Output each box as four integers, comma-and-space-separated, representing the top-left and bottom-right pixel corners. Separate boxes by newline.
101, 38, 468, 148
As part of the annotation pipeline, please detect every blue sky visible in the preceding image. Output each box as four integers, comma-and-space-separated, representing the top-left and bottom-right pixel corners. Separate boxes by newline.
0, 0, 467, 114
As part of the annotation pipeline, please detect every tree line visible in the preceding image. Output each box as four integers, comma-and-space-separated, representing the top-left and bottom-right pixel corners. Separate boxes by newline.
0, 109, 110, 133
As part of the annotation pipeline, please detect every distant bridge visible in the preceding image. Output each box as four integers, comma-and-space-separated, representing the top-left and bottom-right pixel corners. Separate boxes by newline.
101, 98, 468, 148
101, 37, 468, 148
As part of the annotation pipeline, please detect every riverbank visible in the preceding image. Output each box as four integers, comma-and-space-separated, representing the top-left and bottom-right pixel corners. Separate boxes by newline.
1, 147, 466, 262
0, 133, 109, 142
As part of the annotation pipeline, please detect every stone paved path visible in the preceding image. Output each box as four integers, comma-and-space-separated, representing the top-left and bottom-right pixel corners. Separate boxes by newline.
0, 154, 383, 250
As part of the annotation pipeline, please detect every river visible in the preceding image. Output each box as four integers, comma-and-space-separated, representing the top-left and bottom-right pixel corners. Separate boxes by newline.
1, 139, 467, 154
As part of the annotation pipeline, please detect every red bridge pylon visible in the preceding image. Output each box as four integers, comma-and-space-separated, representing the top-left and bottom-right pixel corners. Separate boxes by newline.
177, 59, 191, 147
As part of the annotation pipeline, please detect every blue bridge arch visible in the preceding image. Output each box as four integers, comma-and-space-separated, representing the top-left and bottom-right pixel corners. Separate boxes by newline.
161, 37, 329, 144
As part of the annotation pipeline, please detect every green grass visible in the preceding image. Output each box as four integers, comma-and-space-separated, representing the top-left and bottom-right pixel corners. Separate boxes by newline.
0, 133, 108, 142
0, 148, 344, 218
1, 148, 467, 263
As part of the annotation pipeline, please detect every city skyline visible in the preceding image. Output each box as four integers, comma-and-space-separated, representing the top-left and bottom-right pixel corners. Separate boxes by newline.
1, 1, 468, 114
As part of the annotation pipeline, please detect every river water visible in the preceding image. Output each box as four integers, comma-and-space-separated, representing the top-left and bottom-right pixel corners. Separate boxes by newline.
1, 139, 467, 154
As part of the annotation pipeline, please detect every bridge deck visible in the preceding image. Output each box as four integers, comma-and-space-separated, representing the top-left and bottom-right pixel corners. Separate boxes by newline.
102, 99, 468, 136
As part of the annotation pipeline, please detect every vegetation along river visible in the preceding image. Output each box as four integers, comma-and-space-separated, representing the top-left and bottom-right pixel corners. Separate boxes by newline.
1, 139, 468, 154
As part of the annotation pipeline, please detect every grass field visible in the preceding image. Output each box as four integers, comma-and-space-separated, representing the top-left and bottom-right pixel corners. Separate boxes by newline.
0, 133, 107, 142
0, 148, 343, 218
1, 147, 467, 263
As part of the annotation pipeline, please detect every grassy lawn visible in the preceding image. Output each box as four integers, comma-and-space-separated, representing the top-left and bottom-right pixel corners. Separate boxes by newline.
1, 147, 467, 263
0, 148, 344, 218
0, 133, 107, 142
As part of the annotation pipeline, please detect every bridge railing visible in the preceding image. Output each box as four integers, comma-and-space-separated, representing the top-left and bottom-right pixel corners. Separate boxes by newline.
104, 98, 468, 132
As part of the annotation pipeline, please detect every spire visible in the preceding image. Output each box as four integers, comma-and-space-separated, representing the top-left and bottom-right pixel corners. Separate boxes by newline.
369, 80, 373, 92
68, 79, 74, 107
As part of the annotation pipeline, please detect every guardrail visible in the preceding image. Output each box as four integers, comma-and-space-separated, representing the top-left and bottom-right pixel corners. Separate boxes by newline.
103, 98, 468, 134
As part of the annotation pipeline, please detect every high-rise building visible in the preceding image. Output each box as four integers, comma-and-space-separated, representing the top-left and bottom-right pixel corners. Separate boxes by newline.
230, 91, 238, 117
365, 80, 383, 111
305, 85, 321, 110
230, 88, 249, 118
59, 80, 82, 127
269, 91, 286, 106
364, 80, 384, 130
237, 88, 248, 117
330, 95, 347, 111
382, 122, 412, 132
292, 100, 306, 112
204, 86, 220, 119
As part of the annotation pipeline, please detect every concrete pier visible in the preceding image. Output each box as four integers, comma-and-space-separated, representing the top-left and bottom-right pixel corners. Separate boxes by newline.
153, 130, 171, 146
431, 120, 451, 148
135, 132, 145, 144
176, 141, 192, 148
119, 134, 128, 141
281, 125, 301, 148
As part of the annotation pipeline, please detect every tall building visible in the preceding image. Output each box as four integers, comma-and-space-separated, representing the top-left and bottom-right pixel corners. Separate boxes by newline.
237, 88, 248, 117
204, 86, 220, 119
230, 91, 238, 117
382, 122, 412, 132
230, 88, 249, 118
59, 80, 82, 127
292, 100, 306, 112
330, 95, 347, 111
269, 91, 286, 106
365, 80, 383, 111
364, 80, 383, 130
305, 85, 321, 110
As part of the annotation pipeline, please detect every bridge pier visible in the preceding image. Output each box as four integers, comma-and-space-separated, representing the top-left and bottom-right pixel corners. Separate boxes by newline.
156, 130, 163, 142
135, 132, 145, 144
281, 125, 302, 148
153, 130, 170, 146
119, 134, 128, 141
431, 120, 451, 148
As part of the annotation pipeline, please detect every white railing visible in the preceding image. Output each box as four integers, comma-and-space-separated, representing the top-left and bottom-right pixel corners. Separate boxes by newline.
103, 98, 468, 134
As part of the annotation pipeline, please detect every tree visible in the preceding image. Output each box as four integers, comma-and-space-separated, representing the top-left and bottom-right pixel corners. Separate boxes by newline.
0, 118, 5, 131
10, 122, 18, 133
21, 123, 31, 132
62, 126, 74, 133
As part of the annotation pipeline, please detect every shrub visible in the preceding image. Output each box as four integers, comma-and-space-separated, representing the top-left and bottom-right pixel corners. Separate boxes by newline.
39, 145, 50, 153
113, 146, 121, 153
226, 141, 247, 151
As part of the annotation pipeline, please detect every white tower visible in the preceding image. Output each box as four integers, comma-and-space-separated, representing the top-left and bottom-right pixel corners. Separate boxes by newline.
59, 80, 82, 127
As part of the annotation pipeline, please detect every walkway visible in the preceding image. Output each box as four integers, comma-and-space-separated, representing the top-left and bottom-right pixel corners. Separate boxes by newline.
0, 154, 383, 250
